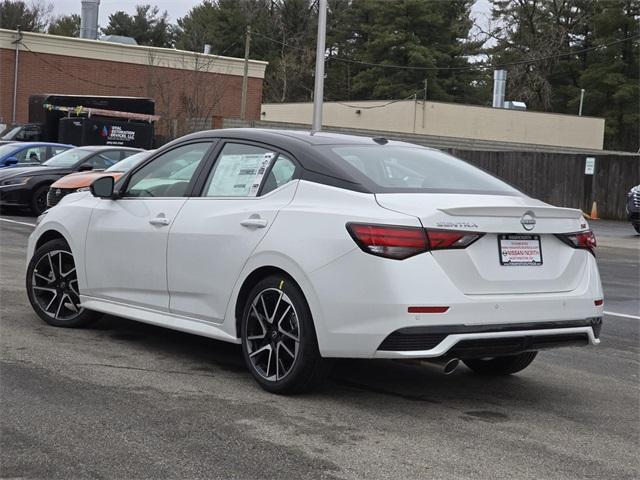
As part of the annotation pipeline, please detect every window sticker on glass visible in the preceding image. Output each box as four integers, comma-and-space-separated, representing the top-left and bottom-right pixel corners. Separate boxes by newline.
206, 148, 276, 197
248, 153, 274, 196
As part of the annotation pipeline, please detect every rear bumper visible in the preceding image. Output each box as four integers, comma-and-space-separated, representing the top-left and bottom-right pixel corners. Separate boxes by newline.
373, 318, 601, 359
308, 247, 603, 358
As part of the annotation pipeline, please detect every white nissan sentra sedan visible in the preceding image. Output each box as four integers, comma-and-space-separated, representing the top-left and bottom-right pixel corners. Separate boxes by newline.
26, 129, 604, 393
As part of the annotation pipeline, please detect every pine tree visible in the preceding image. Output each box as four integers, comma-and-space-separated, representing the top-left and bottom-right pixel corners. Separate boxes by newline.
48, 14, 81, 37
102, 4, 175, 48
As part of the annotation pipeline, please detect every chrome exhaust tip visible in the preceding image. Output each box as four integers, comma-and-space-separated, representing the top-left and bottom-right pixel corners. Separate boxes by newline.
421, 357, 460, 375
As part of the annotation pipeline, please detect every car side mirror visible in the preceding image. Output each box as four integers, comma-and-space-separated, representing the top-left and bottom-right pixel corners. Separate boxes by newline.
90, 176, 115, 198
5, 157, 18, 166
78, 163, 93, 172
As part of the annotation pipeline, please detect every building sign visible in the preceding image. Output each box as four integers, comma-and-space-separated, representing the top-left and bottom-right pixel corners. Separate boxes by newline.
585, 157, 596, 175
100, 125, 136, 144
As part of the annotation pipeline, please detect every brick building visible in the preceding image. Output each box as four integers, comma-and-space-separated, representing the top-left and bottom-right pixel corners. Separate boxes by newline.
0, 29, 267, 140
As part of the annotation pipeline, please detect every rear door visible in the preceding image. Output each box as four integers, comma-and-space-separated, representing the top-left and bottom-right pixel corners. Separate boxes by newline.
84, 141, 215, 310
167, 141, 300, 322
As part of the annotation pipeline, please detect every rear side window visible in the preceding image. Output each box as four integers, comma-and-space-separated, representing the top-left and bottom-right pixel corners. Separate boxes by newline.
327, 146, 519, 195
260, 155, 297, 195
84, 151, 122, 170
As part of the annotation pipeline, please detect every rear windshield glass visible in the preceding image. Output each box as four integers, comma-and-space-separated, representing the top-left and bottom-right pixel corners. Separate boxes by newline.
326, 145, 519, 195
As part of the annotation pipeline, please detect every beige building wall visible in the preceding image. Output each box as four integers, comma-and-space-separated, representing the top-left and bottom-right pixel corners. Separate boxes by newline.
261, 100, 605, 150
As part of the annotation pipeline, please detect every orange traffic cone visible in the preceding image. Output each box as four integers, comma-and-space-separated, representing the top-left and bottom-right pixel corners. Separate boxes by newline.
590, 201, 599, 220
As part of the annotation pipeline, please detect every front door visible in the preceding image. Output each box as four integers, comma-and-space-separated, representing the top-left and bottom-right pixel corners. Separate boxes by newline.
167, 142, 300, 322
84, 141, 214, 310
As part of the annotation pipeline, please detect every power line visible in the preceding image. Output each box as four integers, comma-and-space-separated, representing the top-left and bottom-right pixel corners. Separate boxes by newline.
336, 92, 419, 109
253, 31, 640, 72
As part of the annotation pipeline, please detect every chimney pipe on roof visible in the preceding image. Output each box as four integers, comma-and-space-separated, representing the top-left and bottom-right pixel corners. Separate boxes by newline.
492, 69, 507, 108
203, 44, 211, 54
80, 0, 100, 40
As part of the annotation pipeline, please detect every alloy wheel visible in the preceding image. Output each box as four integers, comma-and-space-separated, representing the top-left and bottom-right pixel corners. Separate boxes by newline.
31, 250, 83, 321
36, 194, 46, 213
245, 288, 300, 382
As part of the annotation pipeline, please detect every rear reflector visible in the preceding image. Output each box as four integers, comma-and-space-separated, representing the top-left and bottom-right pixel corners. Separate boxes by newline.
408, 306, 450, 314
594, 299, 604, 306
556, 230, 597, 255
347, 223, 483, 260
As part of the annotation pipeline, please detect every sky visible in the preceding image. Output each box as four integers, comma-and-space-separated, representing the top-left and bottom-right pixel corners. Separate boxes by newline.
50, 0, 492, 30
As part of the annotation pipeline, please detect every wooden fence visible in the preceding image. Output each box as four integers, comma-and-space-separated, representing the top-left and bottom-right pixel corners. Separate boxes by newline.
450, 150, 639, 220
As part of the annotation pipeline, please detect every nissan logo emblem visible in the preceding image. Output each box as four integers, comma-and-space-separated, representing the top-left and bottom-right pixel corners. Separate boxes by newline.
521, 212, 536, 231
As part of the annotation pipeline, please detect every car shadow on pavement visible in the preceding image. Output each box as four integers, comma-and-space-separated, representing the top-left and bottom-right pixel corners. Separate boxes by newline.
91, 313, 567, 412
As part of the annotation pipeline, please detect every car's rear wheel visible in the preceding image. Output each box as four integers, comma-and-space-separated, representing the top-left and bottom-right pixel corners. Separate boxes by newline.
463, 351, 537, 375
241, 275, 327, 394
26, 239, 99, 328
30, 185, 49, 215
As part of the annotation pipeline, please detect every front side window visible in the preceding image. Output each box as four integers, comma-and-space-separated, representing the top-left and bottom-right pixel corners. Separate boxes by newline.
326, 145, 520, 195
16, 146, 47, 164
204, 143, 276, 197
124, 143, 211, 198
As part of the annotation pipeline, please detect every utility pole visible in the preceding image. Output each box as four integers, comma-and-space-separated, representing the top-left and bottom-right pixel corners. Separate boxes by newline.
311, 0, 327, 133
12, 28, 22, 124
422, 78, 428, 129
578, 88, 585, 116
240, 26, 251, 121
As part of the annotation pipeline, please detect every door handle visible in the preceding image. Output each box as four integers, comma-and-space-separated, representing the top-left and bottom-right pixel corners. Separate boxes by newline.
149, 217, 171, 226
240, 217, 268, 228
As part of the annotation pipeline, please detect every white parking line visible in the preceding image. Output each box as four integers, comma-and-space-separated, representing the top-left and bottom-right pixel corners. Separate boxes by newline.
0, 217, 36, 227
604, 311, 640, 320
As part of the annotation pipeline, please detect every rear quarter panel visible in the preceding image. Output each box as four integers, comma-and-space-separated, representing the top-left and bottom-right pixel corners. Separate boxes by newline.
223, 180, 422, 345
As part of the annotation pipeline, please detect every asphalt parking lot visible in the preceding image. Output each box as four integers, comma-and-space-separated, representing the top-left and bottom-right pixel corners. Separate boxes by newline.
1, 211, 638, 480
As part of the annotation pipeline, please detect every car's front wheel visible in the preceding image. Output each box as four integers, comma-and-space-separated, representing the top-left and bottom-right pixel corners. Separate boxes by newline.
241, 275, 327, 394
463, 351, 537, 375
30, 185, 49, 215
26, 239, 99, 328
633, 223, 640, 234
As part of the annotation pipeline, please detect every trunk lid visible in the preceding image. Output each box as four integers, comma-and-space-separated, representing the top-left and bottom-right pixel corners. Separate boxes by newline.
376, 193, 590, 295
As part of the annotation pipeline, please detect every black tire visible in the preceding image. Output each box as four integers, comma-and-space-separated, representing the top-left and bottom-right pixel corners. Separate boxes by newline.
633, 223, 640, 234
30, 185, 49, 215
26, 239, 100, 328
241, 275, 328, 394
463, 351, 538, 375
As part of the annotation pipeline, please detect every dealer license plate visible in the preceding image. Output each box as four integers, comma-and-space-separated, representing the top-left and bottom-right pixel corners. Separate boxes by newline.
498, 234, 542, 266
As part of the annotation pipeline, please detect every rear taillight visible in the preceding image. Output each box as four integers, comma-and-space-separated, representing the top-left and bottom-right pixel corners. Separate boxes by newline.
556, 230, 596, 255
346, 223, 427, 259
426, 229, 483, 250
346, 223, 483, 260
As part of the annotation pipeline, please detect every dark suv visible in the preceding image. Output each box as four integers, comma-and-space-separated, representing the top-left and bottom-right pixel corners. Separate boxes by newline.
627, 185, 640, 234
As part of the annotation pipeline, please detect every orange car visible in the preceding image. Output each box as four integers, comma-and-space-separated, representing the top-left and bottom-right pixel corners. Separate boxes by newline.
47, 150, 153, 207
